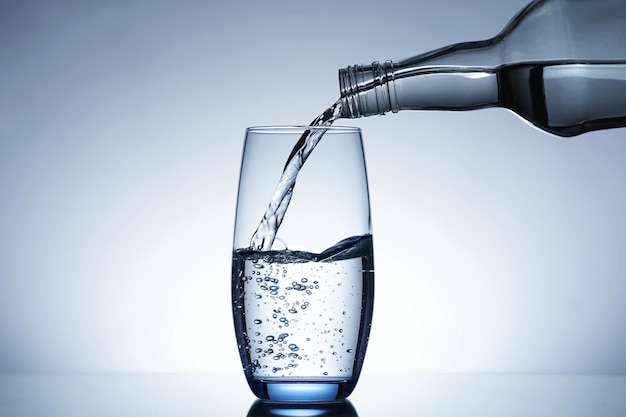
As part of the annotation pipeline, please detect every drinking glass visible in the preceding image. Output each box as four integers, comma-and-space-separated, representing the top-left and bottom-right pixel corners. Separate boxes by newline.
232, 126, 374, 401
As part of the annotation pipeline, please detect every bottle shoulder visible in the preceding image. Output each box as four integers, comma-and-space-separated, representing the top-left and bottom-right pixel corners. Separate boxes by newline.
394, 0, 626, 71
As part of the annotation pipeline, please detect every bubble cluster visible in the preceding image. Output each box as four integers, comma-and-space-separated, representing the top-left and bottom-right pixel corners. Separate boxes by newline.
237, 244, 371, 379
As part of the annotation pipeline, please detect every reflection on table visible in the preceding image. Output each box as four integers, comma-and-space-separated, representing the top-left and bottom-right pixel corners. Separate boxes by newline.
246, 399, 358, 417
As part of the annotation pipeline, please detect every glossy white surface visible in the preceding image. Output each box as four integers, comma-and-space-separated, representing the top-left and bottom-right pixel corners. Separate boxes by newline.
2, 373, 625, 417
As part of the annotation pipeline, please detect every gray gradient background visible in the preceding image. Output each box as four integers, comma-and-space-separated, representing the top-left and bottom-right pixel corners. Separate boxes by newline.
1, 0, 625, 374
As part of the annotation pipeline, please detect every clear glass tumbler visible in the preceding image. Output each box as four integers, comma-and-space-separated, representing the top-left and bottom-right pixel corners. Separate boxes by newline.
232, 126, 374, 401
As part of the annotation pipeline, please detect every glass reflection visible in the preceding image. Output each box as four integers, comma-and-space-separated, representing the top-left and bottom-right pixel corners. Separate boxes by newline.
246, 399, 359, 417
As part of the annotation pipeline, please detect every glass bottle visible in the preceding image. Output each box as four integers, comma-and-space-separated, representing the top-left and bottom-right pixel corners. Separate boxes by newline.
338, 0, 626, 137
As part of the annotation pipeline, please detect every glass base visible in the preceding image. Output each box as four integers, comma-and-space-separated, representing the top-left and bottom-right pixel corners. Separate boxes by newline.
247, 379, 357, 402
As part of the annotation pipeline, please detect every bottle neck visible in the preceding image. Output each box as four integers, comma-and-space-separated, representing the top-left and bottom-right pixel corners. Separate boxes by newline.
339, 61, 398, 118
339, 58, 500, 119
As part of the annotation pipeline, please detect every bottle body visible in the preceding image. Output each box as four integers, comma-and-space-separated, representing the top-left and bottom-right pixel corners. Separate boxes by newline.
339, 0, 626, 137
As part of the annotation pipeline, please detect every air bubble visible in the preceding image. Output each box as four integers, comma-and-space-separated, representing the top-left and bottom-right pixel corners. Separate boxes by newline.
288, 343, 299, 351
253, 319, 262, 325
290, 282, 307, 291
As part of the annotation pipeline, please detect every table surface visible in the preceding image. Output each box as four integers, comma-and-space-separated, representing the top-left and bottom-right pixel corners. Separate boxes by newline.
1, 372, 625, 416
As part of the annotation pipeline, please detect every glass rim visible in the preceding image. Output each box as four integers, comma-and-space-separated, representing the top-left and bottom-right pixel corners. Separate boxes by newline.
246, 125, 361, 134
